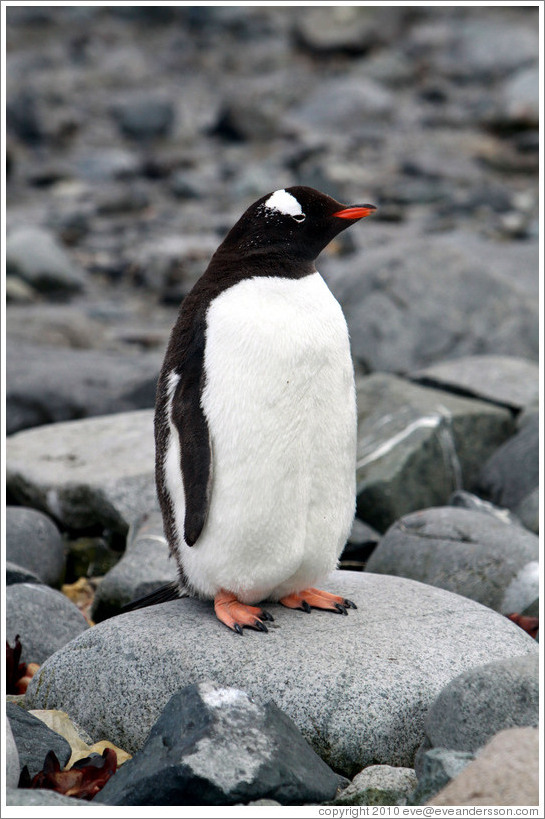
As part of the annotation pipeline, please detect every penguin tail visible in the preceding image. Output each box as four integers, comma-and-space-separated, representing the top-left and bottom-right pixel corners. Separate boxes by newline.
121, 581, 185, 613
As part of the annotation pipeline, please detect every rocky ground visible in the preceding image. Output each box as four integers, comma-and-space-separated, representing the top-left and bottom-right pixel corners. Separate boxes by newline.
5, 5, 540, 810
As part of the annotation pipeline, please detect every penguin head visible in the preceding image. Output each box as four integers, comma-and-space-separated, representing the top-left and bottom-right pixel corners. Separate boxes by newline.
220, 186, 376, 262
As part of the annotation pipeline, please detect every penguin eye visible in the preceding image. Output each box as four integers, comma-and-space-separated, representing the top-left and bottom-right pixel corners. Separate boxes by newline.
292, 213, 306, 223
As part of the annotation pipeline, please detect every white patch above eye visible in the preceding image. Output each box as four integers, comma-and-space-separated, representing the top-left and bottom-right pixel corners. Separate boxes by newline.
264, 189, 304, 217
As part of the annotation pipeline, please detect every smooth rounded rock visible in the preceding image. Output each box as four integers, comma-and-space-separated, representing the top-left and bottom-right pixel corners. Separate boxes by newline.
6, 227, 86, 296
335, 765, 417, 806
477, 414, 539, 513
6, 506, 66, 586
25, 571, 537, 777
366, 507, 538, 613
6, 719, 20, 788
6, 583, 89, 665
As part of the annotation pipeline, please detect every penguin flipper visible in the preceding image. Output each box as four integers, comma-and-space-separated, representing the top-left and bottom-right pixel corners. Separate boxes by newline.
121, 581, 184, 612
170, 316, 213, 547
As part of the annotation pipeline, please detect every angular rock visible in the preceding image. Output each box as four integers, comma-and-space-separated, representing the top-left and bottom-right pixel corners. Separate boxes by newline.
25, 571, 537, 776
428, 728, 539, 806
7, 702, 71, 779
410, 748, 474, 804
327, 230, 538, 373
6, 583, 89, 665
355, 374, 514, 531
477, 413, 539, 515
6, 788, 89, 806
6, 227, 86, 297
6, 719, 20, 788
419, 655, 539, 759
411, 355, 539, 412
6, 343, 161, 434
6, 410, 157, 534
6, 506, 66, 586
96, 682, 343, 805
334, 765, 417, 806
92, 510, 176, 621
365, 507, 538, 613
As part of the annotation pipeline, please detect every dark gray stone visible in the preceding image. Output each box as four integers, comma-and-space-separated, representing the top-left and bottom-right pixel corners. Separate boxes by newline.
6, 583, 89, 665
477, 414, 539, 513
6, 506, 66, 586
417, 654, 539, 762
514, 488, 539, 534
366, 507, 538, 614
326, 230, 538, 374
448, 490, 521, 527
6, 410, 157, 534
91, 510, 176, 621
112, 96, 175, 140
6, 343, 161, 434
7, 702, 71, 780
410, 748, 474, 804
25, 572, 537, 776
6, 228, 86, 297
294, 5, 406, 55
290, 76, 394, 134
6, 561, 43, 586
411, 355, 539, 412
355, 374, 514, 532
6, 719, 20, 788
96, 681, 344, 805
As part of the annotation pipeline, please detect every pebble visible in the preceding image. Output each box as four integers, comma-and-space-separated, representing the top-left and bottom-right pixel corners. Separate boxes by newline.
111, 96, 175, 141
6, 227, 86, 297
95, 681, 344, 805
25, 571, 537, 776
6, 583, 90, 665
6, 506, 66, 587
365, 507, 539, 613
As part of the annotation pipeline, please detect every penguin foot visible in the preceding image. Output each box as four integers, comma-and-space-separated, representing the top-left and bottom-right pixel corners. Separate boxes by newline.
214, 590, 274, 635
279, 587, 357, 615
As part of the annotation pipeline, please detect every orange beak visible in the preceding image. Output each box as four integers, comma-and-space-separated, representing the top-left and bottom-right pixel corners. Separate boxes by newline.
333, 205, 377, 220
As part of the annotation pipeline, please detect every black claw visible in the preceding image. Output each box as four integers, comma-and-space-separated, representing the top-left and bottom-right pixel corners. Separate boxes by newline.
234, 623, 243, 635
301, 600, 312, 613
344, 599, 357, 609
261, 610, 274, 622
254, 620, 268, 633
335, 603, 348, 616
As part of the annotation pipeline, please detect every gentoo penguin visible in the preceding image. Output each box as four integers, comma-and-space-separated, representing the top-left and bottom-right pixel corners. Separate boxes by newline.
153, 186, 375, 633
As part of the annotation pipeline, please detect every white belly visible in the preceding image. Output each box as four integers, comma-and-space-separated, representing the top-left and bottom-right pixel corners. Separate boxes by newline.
180, 272, 356, 603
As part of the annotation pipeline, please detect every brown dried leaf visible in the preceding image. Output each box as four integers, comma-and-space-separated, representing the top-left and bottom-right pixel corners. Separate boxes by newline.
26, 748, 117, 800
506, 612, 539, 639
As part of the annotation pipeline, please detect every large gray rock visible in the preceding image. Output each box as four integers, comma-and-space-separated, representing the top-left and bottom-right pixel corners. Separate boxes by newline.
326, 230, 538, 373
6, 719, 20, 788
418, 654, 539, 760
6, 410, 157, 534
92, 510, 176, 621
6, 584, 89, 665
355, 374, 514, 531
25, 571, 537, 777
428, 728, 539, 806
96, 681, 344, 805
7, 703, 71, 779
6, 788, 89, 806
6, 506, 66, 586
366, 507, 539, 614
6, 343, 161, 434
6, 227, 86, 297
411, 355, 539, 412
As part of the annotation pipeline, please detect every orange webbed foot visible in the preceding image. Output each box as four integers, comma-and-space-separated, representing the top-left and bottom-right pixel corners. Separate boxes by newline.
214, 589, 274, 635
279, 587, 357, 616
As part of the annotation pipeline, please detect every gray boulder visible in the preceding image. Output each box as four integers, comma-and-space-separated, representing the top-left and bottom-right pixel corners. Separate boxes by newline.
326, 229, 538, 373
111, 95, 175, 141
25, 571, 537, 776
365, 507, 538, 614
448, 490, 521, 527
6, 506, 66, 586
6, 343, 161, 434
334, 765, 417, 806
410, 748, 474, 804
6, 719, 20, 788
6, 583, 89, 665
477, 413, 539, 522
355, 374, 513, 531
6, 227, 86, 297
7, 702, 71, 780
6, 410, 157, 534
411, 355, 539, 412
416, 654, 539, 766
92, 510, 176, 620
96, 681, 344, 805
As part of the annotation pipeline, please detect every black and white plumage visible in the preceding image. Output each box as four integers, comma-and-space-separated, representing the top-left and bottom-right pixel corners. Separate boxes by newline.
152, 186, 375, 632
